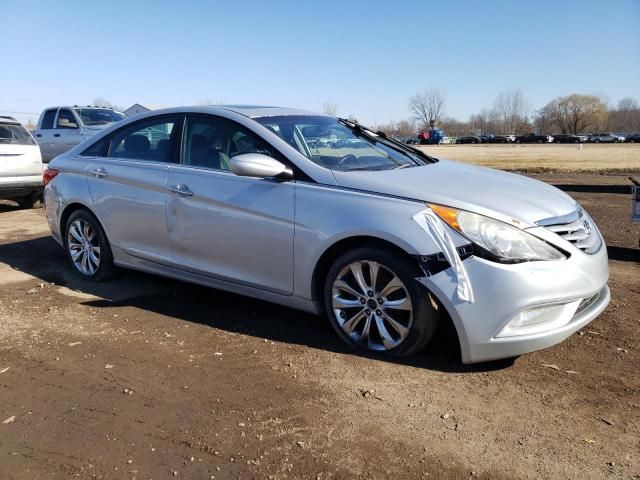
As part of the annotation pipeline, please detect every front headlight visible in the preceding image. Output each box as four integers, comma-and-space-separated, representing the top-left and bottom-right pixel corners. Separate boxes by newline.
429, 204, 566, 263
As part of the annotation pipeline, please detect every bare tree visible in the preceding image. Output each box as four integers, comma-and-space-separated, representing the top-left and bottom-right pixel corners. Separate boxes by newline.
492, 89, 531, 134
608, 96, 640, 132
533, 106, 555, 134
396, 120, 415, 137
544, 94, 608, 134
92, 97, 122, 110
323, 102, 338, 117
409, 88, 446, 130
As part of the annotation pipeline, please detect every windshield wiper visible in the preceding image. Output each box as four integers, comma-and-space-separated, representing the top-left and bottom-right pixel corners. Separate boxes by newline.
337, 118, 436, 165
373, 129, 438, 164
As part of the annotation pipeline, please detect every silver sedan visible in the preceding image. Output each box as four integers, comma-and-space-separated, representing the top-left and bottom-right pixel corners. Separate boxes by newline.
43, 106, 610, 363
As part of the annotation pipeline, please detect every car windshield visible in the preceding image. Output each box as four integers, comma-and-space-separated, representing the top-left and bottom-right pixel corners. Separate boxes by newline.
255, 115, 428, 171
75, 109, 126, 126
0, 123, 36, 145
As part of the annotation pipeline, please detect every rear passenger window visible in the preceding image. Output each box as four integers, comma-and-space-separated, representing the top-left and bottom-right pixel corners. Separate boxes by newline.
108, 117, 177, 162
41, 109, 57, 129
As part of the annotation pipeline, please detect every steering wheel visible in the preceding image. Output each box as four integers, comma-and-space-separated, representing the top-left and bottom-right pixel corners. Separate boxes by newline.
337, 154, 357, 168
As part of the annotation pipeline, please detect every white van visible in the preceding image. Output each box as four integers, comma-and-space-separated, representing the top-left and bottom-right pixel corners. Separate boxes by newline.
0, 116, 43, 208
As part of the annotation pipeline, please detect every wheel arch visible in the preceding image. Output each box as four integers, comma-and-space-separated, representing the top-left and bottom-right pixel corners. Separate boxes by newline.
310, 235, 421, 304
59, 202, 111, 247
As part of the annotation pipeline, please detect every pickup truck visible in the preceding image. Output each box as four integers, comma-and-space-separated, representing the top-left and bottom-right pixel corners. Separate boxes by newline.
34, 106, 126, 162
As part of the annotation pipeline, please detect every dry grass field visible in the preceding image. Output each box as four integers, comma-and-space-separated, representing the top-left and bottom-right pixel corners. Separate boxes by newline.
415, 143, 640, 172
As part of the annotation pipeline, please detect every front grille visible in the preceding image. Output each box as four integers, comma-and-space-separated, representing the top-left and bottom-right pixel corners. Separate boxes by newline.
537, 209, 602, 254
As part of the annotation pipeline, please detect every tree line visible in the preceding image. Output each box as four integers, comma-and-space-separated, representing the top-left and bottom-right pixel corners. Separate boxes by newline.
376, 89, 640, 137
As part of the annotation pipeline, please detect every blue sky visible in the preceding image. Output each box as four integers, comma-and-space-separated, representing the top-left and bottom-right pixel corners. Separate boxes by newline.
1, 0, 638, 125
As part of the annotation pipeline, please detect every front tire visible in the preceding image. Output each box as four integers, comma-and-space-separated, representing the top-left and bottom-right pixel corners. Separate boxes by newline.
65, 209, 116, 281
323, 247, 439, 357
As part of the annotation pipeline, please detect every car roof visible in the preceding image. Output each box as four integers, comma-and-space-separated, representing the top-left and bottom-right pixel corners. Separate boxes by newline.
0, 115, 20, 124
42, 106, 123, 111
215, 104, 322, 118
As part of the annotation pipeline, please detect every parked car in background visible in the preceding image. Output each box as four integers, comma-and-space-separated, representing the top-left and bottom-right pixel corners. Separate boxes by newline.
484, 135, 510, 144
624, 133, 640, 143
504, 135, 516, 143
456, 135, 481, 144
43, 105, 610, 364
515, 133, 553, 143
0, 116, 44, 208
553, 134, 582, 144
34, 106, 126, 162
587, 133, 625, 143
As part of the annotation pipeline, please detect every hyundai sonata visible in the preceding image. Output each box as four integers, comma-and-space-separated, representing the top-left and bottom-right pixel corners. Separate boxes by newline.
43, 106, 610, 363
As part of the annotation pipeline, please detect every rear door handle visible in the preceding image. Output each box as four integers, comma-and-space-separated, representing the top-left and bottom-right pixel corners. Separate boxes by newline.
91, 167, 108, 178
35, 133, 42, 137
53, 133, 60, 137
168, 184, 194, 196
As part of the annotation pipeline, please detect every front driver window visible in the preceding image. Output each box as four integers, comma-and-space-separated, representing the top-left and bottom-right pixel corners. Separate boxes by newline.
56, 109, 79, 129
182, 115, 279, 171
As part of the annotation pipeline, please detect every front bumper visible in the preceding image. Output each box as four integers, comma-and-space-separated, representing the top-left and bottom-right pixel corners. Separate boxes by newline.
422, 240, 610, 363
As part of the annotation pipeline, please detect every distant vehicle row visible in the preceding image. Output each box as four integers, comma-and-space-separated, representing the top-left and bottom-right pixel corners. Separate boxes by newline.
412, 132, 639, 145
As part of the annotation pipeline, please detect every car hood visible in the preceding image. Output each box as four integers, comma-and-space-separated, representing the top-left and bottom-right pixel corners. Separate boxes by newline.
331, 159, 578, 227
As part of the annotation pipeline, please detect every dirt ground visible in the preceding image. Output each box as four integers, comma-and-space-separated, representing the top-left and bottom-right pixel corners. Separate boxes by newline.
0, 173, 638, 480
415, 144, 640, 172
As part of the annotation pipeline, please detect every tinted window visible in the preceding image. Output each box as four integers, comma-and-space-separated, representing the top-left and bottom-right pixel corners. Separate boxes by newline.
0, 123, 36, 145
56, 109, 79, 129
109, 117, 177, 162
75, 108, 125, 126
182, 115, 280, 170
41, 109, 57, 129
81, 136, 109, 157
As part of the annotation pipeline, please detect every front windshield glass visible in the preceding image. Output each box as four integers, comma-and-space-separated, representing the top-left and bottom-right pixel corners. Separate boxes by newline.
255, 115, 424, 171
0, 123, 36, 145
75, 109, 126, 126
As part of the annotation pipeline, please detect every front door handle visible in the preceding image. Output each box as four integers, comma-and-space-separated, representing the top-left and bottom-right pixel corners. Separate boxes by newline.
53, 133, 60, 137
168, 184, 194, 196
91, 167, 108, 178
35, 133, 42, 137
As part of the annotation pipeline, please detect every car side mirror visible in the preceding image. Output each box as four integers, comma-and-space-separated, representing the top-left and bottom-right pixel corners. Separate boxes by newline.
230, 153, 292, 179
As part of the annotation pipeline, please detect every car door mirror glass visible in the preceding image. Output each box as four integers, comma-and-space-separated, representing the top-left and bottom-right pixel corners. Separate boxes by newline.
230, 153, 289, 179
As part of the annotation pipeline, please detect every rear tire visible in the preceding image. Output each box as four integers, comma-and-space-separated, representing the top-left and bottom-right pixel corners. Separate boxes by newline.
64, 209, 116, 282
323, 247, 439, 357
17, 192, 42, 209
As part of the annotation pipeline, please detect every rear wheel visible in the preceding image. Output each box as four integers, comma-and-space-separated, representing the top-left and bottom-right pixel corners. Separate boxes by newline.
65, 209, 116, 281
323, 247, 439, 357
17, 192, 42, 209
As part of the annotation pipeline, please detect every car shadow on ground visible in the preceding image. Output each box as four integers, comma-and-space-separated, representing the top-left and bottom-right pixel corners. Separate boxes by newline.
0, 235, 514, 374
607, 245, 640, 262
552, 184, 632, 195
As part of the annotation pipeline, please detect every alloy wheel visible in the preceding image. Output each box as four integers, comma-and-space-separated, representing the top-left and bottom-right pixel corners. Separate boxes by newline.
67, 219, 101, 275
331, 260, 413, 351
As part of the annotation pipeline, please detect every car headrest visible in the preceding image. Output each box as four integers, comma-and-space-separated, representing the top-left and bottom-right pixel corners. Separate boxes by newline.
124, 135, 150, 153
